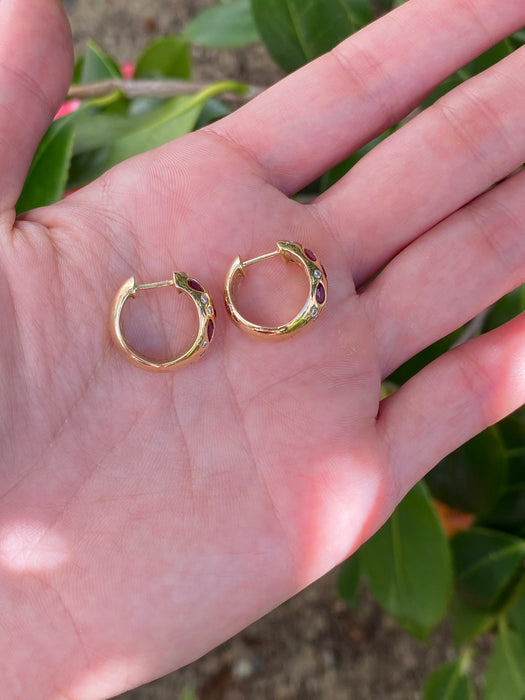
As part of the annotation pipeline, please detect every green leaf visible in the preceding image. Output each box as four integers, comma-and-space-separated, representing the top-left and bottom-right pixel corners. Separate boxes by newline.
134, 37, 191, 79
484, 287, 525, 333
251, 0, 371, 72
484, 621, 525, 700
360, 482, 452, 638
16, 110, 80, 214
194, 98, 231, 129
478, 484, 525, 538
388, 327, 463, 386
451, 593, 496, 648
68, 81, 246, 188
426, 427, 508, 516
337, 553, 360, 606
178, 685, 196, 700
422, 659, 474, 700
452, 527, 525, 610
79, 39, 121, 83
184, 0, 260, 48
499, 406, 525, 486
508, 576, 525, 639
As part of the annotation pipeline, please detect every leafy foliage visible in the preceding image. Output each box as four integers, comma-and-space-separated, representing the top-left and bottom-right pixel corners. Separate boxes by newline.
18, 0, 525, 695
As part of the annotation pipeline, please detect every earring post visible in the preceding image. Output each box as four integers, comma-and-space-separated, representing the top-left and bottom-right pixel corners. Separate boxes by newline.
134, 279, 174, 292
242, 249, 281, 268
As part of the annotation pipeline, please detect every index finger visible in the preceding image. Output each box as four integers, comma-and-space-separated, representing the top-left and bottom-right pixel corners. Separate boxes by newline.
210, 0, 525, 195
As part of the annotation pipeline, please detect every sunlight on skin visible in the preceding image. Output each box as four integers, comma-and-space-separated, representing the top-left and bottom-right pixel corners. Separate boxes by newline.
296, 449, 389, 580
62, 658, 142, 700
0, 521, 69, 572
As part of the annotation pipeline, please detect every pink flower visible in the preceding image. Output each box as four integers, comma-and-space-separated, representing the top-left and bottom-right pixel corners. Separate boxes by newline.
54, 99, 81, 120
120, 62, 134, 80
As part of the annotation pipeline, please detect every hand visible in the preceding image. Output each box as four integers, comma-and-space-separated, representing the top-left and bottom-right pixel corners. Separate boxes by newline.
2, 0, 525, 697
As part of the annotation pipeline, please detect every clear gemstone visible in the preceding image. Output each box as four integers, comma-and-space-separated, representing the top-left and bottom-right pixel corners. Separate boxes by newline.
314, 269, 322, 279
207, 306, 214, 315
310, 307, 318, 317
202, 341, 208, 348
200, 294, 207, 304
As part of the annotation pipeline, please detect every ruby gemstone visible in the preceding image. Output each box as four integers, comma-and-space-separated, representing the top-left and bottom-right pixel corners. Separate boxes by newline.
187, 278, 204, 293
207, 319, 215, 343
304, 248, 317, 262
315, 283, 326, 305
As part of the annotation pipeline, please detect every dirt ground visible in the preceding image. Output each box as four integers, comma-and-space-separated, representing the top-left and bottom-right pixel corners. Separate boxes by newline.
62, 1, 456, 698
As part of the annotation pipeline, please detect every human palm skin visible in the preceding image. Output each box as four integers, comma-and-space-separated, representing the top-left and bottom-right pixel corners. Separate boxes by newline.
2, 0, 525, 697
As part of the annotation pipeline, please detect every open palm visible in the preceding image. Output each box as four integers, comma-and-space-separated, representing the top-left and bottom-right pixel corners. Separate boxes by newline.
3, 0, 525, 697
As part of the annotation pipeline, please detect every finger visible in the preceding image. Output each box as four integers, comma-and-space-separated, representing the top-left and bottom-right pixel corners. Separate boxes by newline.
209, 0, 525, 194
315, 43, 525, 286
365, 166, 525, 378
0, 0, 73, 216
378, 312, 525, 497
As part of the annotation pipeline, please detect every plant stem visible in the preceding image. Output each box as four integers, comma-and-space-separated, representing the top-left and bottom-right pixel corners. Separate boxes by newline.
68, 79, 265, 102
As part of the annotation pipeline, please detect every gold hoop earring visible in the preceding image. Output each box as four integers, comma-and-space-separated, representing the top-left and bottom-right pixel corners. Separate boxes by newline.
224, 241, 327, 339
110, 272, 216, 372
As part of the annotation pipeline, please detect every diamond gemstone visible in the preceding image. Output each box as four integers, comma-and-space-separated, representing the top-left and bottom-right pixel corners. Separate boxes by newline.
200, 294, 207, 304
314, 269, 322, 279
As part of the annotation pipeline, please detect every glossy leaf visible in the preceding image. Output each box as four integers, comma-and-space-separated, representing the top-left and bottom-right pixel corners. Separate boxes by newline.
484, 287, 525, 333
251, 0, 371, 72
499, 406, 525, 486
451, 594, 495, 648
184, 0, 260, 48
484, 622, 525, 700
478, 484, 525, 537
452, 527, 525, 610
134, 37, 191, 79
426, 427, 508, 516
360, 482, 452, 638
16, 111, 79, 214
337, 553, 360, 607
508, 576, 525, 639
68, 81, 246, 188
78, 39, 121, 83
422, 659, 474, 700
195, 98, 231, 129
388, 327, 463, 386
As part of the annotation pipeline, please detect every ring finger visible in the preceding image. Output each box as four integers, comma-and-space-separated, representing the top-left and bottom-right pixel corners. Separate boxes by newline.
363, 165, 525, 379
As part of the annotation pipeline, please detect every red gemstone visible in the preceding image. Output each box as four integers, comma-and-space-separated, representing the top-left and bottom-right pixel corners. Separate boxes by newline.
304, 248, 317, 262
207, 319, 215, 343
315, 283, 326, 304
187, 278, 204, 293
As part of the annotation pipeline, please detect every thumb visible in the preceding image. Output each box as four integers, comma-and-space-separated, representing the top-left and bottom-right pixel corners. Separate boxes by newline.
0, 0, 73, 217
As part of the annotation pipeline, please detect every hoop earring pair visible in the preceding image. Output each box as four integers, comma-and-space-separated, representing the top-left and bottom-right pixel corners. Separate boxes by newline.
110, 241, 327, 372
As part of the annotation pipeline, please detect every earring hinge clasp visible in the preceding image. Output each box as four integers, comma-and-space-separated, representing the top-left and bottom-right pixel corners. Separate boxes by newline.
241, 249, 281, 268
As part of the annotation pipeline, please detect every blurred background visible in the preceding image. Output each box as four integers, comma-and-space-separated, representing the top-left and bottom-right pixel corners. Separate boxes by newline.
62, 1, 454, 698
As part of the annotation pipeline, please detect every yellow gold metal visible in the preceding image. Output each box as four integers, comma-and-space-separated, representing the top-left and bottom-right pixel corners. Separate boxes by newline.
110, 272, 216, 372
224, 241, 327, 339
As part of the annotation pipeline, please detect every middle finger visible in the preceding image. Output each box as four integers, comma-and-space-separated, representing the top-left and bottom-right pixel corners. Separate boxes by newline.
313, 43, 525, 287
